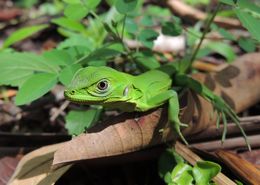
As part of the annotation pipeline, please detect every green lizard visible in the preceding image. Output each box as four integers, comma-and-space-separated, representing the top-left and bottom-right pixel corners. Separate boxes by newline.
64, 65, 250, 150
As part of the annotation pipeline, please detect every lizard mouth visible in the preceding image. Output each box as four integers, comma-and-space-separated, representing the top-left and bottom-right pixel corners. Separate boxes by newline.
64, 90, 107, 104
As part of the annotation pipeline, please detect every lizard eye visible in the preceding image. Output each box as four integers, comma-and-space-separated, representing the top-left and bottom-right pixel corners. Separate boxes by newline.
97, 80, 109, 91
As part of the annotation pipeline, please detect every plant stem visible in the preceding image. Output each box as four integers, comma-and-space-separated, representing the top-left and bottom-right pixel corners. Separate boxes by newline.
189, 3, 222, 66
121, 14, 127, 40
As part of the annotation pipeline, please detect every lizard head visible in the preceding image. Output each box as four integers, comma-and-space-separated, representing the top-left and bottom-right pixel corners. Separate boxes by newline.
64, 66, 132, 104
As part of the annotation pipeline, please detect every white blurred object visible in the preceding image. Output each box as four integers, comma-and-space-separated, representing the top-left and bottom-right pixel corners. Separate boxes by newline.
125, 34, 186, 53
153, 34, 186, 53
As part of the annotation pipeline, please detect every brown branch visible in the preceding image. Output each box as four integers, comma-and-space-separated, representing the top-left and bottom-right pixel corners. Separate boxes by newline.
191, 135, 260, 151
188, 116, 260, 143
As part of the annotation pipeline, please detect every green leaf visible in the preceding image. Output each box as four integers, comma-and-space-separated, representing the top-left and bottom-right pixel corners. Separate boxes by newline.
52, 17, 86, 33
77, 46, 121, 64
140, 15, 154, 26
88, 60, 107, 66
235, 180, 244, 185
64, 4, 88, 20
15, 73, 58, 105
158, 149, 184, 180
235, 9, 260, 42
217, 28, 236, 41
135, 51, 160, 71
162, 21, 182, 36
192, 161, 221, 185
236, 0, 260, 14
2, 24, 48, 48
63, 0, 81, 4
138, 29, 159, 49
0, 69, 33, 87
82, 0, 101, 9
57, 35, 94, 50
145, 5, 171, 17
238, 37, 256, 52
115, 0, 138, 14
43, 49, 73, 66
125, 18, 138, 34
15, 0, 38, 8
171, 163, 193, 185
0, 52, 59, 87
65, 46, 92, 60
65, 109, 98, 135
206, 42, 236, 63
59, 64, 82, 86
220, 0, 235, 6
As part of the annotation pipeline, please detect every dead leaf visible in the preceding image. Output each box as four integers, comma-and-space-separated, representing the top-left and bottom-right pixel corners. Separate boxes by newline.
53, 109, 171, 166
238, 149, 260, 168
0, 8, 22, 21
0, 156, 21, 185
166, 0, 241, 29
8, 143, 71, 185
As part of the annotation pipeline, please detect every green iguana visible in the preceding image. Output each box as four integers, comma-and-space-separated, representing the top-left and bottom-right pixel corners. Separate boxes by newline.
64, 65, 250, 150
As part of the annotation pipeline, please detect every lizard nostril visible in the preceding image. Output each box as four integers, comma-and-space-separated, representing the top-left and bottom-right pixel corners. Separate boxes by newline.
71, 90, 75, 95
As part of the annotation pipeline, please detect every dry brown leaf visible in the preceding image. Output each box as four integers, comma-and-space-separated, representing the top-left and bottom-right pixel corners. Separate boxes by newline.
166, 0, 241, 29
53, 53, 260, 167
0, 156, 21, 185
239, 149, 260, 167
0, 8, 22, 21
216, 150, 260, 185
8, 143, 71, 185
53, 109, 172, 166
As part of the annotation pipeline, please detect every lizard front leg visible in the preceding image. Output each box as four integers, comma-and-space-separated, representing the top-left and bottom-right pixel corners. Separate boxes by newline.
147, 90, 188, 145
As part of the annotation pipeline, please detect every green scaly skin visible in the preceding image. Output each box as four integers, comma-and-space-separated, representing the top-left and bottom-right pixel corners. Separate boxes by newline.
64, 66, 251, 150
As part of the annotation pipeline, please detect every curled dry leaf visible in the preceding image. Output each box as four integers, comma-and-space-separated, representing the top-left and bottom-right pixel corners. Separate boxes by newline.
53, 53, 260, 167
8, 143, 71, 185
53, 108, 173, 166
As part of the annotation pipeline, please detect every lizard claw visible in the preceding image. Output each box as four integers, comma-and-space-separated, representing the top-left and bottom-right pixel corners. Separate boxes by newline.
211, 96, 251, 150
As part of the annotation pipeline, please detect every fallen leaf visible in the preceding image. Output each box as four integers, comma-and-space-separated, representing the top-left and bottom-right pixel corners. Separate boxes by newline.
0, 8, 22, 21
8, 143, 71, 185
0, 156, 21, 185
53, 109, 171, 166
238, 149, 260, 168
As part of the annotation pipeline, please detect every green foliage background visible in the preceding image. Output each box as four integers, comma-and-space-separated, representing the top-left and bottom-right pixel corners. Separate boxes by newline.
0, 0, 259, 136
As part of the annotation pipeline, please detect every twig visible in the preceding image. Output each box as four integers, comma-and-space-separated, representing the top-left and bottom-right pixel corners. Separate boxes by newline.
188, 115, 260, 142
191, 135, 260, 151
189, 3, 222, 66
50, 100, 70, 122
